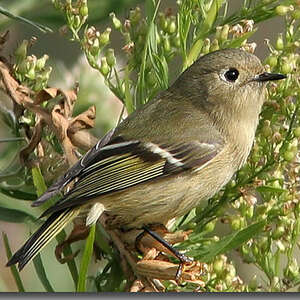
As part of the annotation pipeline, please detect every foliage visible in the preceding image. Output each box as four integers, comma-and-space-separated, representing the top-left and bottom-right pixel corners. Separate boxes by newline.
1, 0, 300, 293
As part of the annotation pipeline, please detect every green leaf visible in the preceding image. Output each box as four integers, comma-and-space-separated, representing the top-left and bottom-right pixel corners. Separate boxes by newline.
2, 232, 25, 292
0, 5, 52, 33
224, 29, 257, 48
0, 206, 37, 224
33, 254, 55, 292
0, 187, 37, 201
31, 167, 48, 197
77, 225, 96, 292
256, 185, 287, 194
189, 220, 266, 262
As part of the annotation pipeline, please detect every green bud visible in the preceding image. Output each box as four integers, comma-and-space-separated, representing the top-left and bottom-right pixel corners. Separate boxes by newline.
99, 28, 111, 47
276, 240, 285, 252
110, 12, 122, 30
249, 275, 258, 291
262, 122, 272, 138
281, 61, 293, 74
275, 33, 284, 50
265, 55, 278, 68
230, 216, 244, 231
167, 16, 176, 34
252, 244, 259, 257
204, 219, 216, 232
215, 26, 222, 41
213, 258, 224, 276
292, 9, 300, 19
25, 55, 37, 80
294, 127, 300, 137
36, 54, 49, 71
129, 7, 141, 25
272, 225, 285, 239
245, 206, 254, 219
210, 39, 219, 52
275, 5, 291, 16
106, 48, 116, 67
15, 40, 28, 62
271, 276, 281, 292
100, 57, 110, 77
90, 38, 100, 57
158, 12, 167, 31
163, 35, 171, 53
79, 0, 88, 17
257, 236, 269, 252
171, 34, 180, 48
220, 24, 229, 43
17, 59, 28, 75
202, 38, 210, 54
284, 150, 295, 162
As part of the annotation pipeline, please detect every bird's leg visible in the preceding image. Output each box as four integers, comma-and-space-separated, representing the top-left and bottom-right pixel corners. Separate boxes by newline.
140, 225, 193, 281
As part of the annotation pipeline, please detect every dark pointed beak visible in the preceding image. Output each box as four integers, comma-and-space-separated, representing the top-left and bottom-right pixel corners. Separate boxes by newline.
254, 72, 287, 82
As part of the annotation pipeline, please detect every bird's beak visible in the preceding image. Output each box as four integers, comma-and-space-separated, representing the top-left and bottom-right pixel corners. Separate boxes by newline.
253, 72, 287, 82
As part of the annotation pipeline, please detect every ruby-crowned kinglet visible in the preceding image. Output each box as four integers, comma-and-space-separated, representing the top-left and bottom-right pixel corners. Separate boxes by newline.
7, 48, 286, 271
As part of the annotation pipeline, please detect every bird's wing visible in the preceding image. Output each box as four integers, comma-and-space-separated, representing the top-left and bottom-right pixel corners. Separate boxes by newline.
32, 128, 116, 207
38, 136, 224, 217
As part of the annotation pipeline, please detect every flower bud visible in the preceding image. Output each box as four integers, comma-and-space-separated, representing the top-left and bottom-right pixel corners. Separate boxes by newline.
167, 16, 176, 34
79, 0, 88, 17
171, 34, 180, 48
275, 33, 284, 50
163, 35, 171, 53
90, 38, 100, 56
99, 28, 111, 47
106, 48, 116, 67
249, 275, 258, 290
210, 39, 219, 52
36, 54, 49, 71
265, 55, 278, 68
110, 12, 122, 30
25, 55, 37, 80
17, 59, 28, 75
215, 26, 222, 41
275, 5, 292, 16
203, 219, 216, 232
292, 9, 300, 19
15, 40, 28, 62
272, 225, 285, 239
158, 12, 167, 31
202, 38, 210, 54
213, 258, 224, 276
294, 127, 300, 137
129, 7, 141, 25
220, 24, 229, 42
276, 240, 285, 252
100, 57, 110, 77
284, 150, 295, 162
262, 120, 272, 137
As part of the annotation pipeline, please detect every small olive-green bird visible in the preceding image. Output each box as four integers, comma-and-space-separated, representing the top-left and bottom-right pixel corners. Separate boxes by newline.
7, 48, 286, 271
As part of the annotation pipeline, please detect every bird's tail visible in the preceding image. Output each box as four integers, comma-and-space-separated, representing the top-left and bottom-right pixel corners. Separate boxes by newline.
6, 207, 80, 271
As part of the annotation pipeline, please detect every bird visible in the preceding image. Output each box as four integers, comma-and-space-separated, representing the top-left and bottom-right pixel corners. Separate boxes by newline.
6, 48, 286, 271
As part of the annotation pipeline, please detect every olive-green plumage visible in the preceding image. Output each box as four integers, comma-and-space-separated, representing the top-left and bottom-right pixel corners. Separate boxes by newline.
7, 49, 286, 271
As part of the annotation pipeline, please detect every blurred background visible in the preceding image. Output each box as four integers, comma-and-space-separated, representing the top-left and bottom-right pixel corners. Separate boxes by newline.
0, 0, 285, 292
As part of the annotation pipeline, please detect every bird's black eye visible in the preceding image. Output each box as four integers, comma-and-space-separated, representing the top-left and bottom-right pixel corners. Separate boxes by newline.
224, 68, 239, 82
